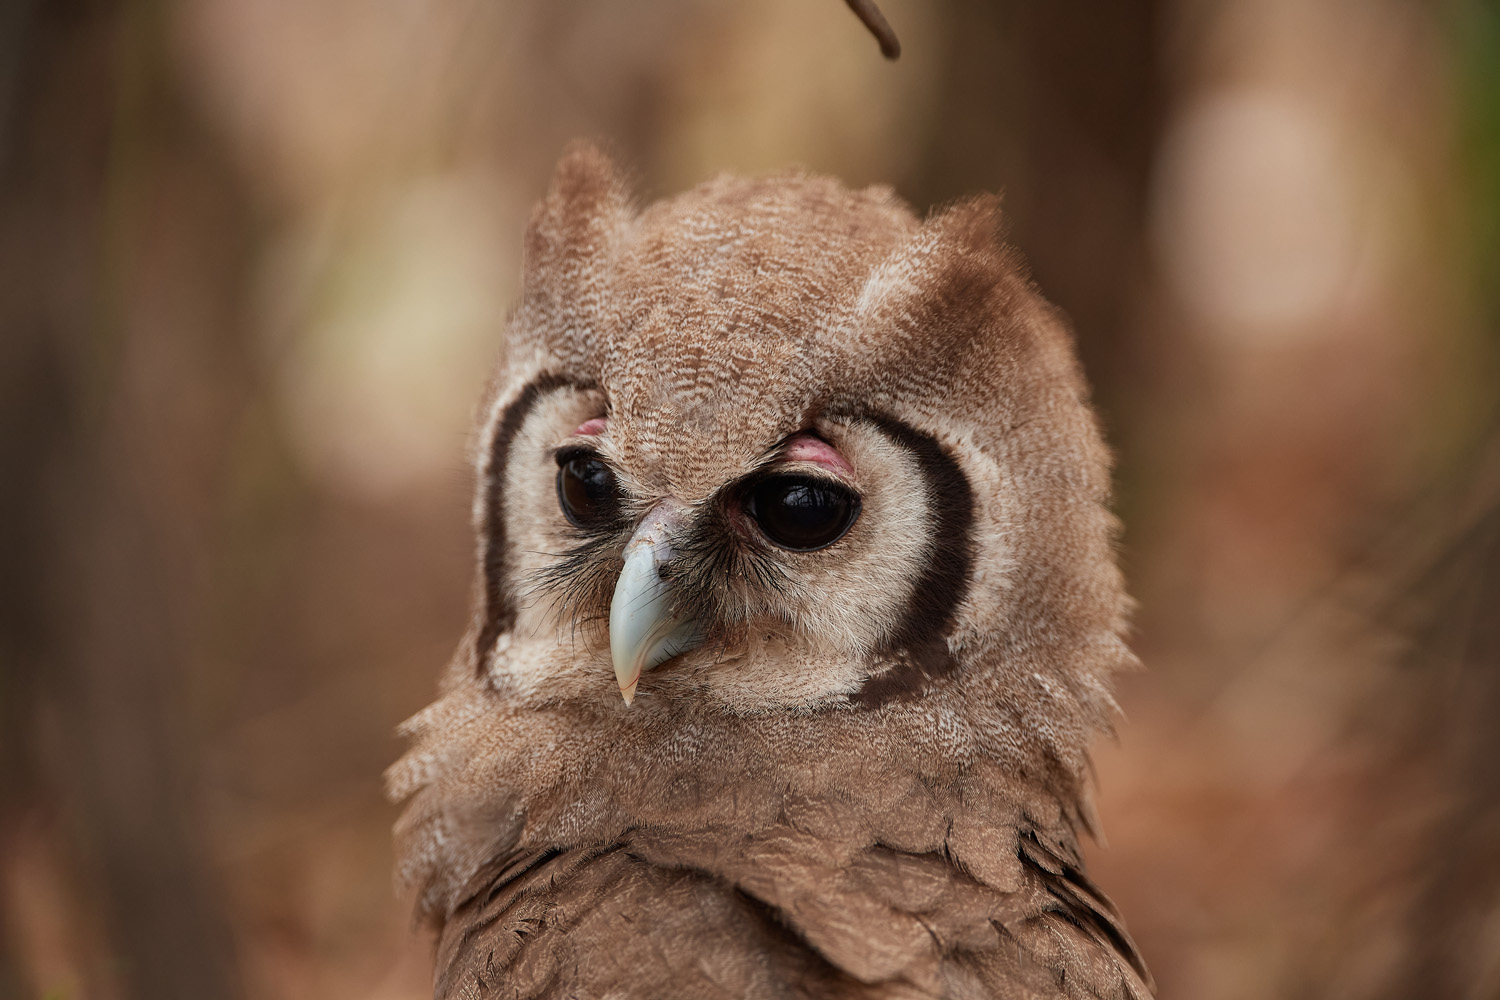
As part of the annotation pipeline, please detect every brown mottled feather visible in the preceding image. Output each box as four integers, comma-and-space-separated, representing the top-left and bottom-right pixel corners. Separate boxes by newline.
390, 144, 1152, 998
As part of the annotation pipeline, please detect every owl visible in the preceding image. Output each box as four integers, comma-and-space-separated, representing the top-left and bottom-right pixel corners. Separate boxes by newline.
387, 143, 1152, 1000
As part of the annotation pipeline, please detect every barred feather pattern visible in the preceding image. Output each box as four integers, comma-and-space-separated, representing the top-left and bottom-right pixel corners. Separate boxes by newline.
387, 143, 1150, 999
390, 674, 1150, 999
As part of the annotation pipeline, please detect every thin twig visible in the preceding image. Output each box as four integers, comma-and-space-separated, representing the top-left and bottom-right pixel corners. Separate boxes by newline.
843, 0, 901, 60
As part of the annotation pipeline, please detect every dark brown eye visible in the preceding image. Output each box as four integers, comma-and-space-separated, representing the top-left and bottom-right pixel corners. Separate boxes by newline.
746, 475, 860, 551
556, 452, 623, 528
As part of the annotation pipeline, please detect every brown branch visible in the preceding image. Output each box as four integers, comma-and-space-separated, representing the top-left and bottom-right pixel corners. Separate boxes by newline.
843, 0, 901, 60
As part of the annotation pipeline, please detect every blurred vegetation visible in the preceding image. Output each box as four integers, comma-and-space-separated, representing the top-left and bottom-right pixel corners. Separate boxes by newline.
1, 1, 1497, 999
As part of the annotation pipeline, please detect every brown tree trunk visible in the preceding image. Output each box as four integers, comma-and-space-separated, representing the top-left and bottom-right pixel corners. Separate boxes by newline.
1, 1, 249, 996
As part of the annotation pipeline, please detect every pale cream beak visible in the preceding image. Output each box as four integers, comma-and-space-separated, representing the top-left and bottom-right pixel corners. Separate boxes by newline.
609, 504, 704, 705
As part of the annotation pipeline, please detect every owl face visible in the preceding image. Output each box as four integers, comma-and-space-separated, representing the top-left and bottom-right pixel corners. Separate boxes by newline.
489, 382, 975, 711
464, 144, 1131, 726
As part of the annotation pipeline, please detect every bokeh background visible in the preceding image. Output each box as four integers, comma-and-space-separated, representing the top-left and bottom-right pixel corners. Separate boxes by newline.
2, 0, 1498, 997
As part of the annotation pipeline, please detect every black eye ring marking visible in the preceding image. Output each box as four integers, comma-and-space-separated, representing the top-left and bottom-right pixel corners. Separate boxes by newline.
555, 447, 625, 529
744, 474, 861, 552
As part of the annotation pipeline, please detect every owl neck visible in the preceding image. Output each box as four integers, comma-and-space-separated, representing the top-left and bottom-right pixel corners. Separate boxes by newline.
389, 676, 1099, 923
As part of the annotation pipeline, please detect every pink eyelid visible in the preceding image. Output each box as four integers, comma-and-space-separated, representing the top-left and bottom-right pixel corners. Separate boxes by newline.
781, 433, 853, 476
574, 417, 608, 436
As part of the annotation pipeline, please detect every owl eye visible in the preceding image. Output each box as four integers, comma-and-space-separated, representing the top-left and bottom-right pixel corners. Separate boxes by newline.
556, 452, 624, 528
746, 475, 860, 551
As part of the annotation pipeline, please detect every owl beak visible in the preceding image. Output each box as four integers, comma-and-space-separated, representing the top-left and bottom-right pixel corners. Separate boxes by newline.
609, 505, 704, 705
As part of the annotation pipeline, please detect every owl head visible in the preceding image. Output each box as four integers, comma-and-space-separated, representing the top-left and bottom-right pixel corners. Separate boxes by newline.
471, 142, 1128, 715
391, 143, 1135, 921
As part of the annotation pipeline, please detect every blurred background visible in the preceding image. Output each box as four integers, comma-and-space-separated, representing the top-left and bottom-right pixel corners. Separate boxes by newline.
2, 0, 1498, 997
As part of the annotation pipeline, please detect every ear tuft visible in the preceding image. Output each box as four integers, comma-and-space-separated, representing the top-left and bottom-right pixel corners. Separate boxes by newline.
525, 141, 633, 269
845, 193, 1017, 393
547, 140, 629, 216
518, 142, 635, 365
926, 193, 1006, 256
